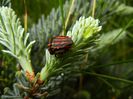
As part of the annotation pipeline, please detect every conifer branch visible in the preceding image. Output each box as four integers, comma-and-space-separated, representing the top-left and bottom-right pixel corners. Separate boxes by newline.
0, 7, 35, 81
40, 16, 102, 82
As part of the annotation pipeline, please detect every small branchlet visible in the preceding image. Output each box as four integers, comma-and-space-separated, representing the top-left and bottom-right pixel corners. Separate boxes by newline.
40, 16, 102, 82
0, 7, 35, 81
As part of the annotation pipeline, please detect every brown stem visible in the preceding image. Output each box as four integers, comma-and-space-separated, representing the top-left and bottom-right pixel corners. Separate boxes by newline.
92, 0, 96, 18
24, 0, 27, 32
61, 0, 75, 36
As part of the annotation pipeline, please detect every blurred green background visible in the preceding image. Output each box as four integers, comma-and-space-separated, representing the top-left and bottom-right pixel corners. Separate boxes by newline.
11, 0, 61, 27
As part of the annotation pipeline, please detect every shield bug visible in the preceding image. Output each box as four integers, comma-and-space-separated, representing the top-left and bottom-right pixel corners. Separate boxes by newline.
48, 36, 73, 55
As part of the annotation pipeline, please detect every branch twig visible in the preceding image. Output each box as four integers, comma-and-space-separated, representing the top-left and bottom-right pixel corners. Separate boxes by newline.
61, 0, 75, 36
92, 0, 96, 18
24, 0, 27, 32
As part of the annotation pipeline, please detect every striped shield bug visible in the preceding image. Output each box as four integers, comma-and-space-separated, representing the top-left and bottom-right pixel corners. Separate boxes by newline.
48, 36, 73, 55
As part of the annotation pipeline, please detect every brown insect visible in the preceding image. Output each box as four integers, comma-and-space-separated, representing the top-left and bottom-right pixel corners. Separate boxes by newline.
48, 36, 73, 55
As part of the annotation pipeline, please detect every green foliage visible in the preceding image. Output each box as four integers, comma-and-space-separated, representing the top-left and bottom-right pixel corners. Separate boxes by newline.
40, 16, 102, 81
0, 0, 133, 99
95, 29, 126, 50
115, 3, 133, 15
11, 0, 60, 25
0, 0, 14, 96
67, 16, 101, 44
0, 0, 11, 7
29, 0, 90, 67
2, 72, 35, 99
0, 51, 16, 96
0, 7, 35, 79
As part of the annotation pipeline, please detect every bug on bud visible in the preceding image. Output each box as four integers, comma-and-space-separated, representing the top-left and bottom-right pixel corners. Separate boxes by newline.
48, 36, 73, 55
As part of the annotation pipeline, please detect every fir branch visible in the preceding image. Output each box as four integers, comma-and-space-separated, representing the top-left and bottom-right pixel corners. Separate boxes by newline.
0, 7, 35, 81
40, 16, 102, 82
